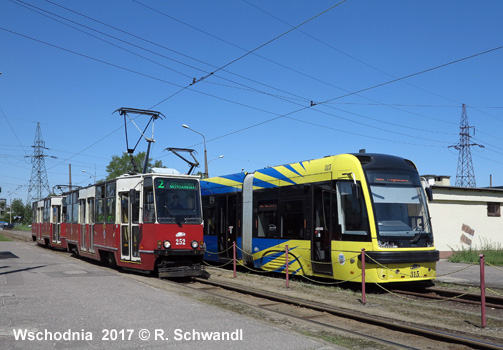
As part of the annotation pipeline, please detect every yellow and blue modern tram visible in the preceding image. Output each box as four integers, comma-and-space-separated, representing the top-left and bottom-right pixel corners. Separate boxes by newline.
200, 153, 439, 283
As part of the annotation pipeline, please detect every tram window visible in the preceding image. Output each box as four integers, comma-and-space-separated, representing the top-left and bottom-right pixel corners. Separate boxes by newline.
88, 199, 95, 224
71, 192, 79, 223
203, 196, 217, 236
96, 200, 104, 223
106, 197, 115, 223
62, 198, 67, 223
313, 183, 340, 240
79, 199, 86, 224
43, 200, 49, 223
144, 187, 155, 223
95, 185, 105, 223
256, 200, 278, 238
132, 192, 140, 224
105, 182, 116, 223
337, 181, 369, 239
281, 200, 304, 239
120, 194, 128, 224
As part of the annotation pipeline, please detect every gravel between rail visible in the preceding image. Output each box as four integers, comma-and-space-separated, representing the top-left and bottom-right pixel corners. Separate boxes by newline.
3, 230, 503, 348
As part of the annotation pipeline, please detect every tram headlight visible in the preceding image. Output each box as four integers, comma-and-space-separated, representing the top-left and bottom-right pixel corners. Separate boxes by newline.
163, 240, 171, 249
191, 240, 199, 249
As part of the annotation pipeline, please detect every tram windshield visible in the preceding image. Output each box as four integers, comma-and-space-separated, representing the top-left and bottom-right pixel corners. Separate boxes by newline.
366, 171, 432, 247
153, 178, 202, 225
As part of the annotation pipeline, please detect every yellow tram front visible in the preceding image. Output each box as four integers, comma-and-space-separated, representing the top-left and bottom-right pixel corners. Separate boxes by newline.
339, 153, 439, 283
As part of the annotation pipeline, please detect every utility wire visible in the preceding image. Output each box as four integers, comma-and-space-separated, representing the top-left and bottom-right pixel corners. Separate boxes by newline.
21, 0, 459, 132
1, 26, 497, 160
133, 0, 460, 128
137, 0, 347, 85
317, 45, 503, 106
0, 106, 29, 156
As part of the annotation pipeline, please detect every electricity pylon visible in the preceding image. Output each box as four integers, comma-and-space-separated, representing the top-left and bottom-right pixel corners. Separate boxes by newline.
449, 104, 483, 187
26, 122, 52, 204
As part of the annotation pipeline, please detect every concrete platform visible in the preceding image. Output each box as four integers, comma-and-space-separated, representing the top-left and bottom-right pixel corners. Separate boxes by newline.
436, 259, 503, 289
0, 241, 336, 350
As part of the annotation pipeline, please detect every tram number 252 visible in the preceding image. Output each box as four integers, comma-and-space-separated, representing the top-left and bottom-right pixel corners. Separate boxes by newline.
176, 238, 186, 246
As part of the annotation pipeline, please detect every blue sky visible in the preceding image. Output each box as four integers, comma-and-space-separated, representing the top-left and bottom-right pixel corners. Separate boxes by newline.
1, 0, 502, 204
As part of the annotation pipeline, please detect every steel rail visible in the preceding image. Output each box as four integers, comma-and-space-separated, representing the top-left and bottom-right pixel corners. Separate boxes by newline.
195, 278, 503, 350
392, 287, 503, 309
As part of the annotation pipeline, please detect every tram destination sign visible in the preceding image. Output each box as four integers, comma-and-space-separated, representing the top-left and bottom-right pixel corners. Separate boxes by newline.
372, 173, 411, 184
155, 179, 197, 190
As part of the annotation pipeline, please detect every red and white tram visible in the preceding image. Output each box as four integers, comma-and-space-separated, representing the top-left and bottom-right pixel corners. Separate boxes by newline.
32, 172, 208, 278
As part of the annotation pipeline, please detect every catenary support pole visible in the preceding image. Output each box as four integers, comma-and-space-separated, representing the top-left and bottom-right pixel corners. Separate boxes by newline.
233, 241, 237, 278
285, 245, 289, 288
361, 248, 366, 305
480, 254, 486, 328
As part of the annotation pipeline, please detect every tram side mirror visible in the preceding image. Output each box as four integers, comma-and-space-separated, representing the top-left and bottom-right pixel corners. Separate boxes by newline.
351, 183, 361, 199
425, 187, 433, 202
129, 189, 137, 205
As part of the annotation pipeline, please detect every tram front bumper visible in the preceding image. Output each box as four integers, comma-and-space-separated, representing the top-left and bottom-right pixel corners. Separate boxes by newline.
154, 249, 205, 257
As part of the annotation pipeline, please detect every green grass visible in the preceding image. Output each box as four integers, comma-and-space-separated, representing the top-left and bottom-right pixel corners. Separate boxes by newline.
0, 233, 12, 241
448, 239, 503, 266
13, 224, 32, 231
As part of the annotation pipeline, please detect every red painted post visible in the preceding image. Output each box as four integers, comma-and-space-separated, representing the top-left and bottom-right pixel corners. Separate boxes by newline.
361, 248, 366, 305
480, 254, 486, 328
285, 245, 289, 288
233, 241, 237, 278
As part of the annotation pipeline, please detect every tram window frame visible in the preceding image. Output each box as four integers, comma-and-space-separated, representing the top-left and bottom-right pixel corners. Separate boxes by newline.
105, 182, 116, 224
202, 195, 218, 236
62, 198, 67, 223
132, 192, 140, 224
95, 184, 105, 224
66, 192, 79, 224
202, 193, 241, 238
336, 180, 370, 241
253, 181, 311, 240
313, 182, 339, 241
281, 199, 304, 239
66, 194, 72, 223
88, 198, 95, 224
79, 199, 86, 224
256, 199, 278, 238
32, 204, 37, 224
43, 199, 50, 223
143, 183, 155, 223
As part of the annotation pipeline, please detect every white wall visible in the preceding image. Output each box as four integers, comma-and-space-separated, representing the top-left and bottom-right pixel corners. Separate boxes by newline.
429, 187, 503, 258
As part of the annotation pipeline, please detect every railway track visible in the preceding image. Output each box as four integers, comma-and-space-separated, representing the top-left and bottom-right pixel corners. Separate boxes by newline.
4, 231, 503, 348
391, 287, 503, 310
183, 277, 503, 350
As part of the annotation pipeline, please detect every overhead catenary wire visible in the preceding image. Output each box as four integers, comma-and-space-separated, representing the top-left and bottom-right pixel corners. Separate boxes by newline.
2, 2, 502, 198
3, 2, 503, 176
12, 0, 466, 134
2, 25, 501, 166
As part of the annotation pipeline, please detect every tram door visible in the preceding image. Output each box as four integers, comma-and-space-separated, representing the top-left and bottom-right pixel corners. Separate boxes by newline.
312, 185, 335, 275
51, 204, 61, 244
217, 195, 237, 259
88, 198, 95, 253
79, 199, 87, 252
37, 205, 43, 240
120, 190, 141, 262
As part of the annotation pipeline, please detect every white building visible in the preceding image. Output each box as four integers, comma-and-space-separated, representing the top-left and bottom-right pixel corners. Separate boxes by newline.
423, 175, 503, 258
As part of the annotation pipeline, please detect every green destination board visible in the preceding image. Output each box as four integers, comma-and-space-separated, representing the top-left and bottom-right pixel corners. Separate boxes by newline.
156, 179, 196, 190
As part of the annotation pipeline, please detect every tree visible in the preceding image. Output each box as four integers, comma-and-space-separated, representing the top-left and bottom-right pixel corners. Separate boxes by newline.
24, 204, 32, 225
10, 198, 26, 223
106, 152, 164, 180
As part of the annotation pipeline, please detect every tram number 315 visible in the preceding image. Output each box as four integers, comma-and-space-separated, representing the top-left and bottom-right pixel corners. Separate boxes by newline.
176, 238, 186, 246
410, 271, 420, 278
